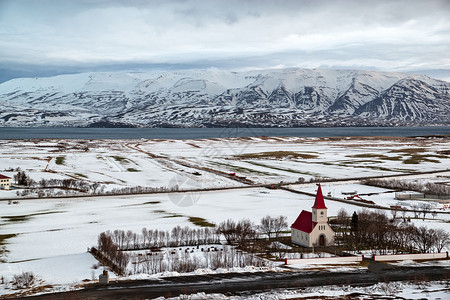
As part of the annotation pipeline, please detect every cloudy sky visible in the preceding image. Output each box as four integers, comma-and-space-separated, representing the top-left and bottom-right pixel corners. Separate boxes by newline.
0, 0, 449, 82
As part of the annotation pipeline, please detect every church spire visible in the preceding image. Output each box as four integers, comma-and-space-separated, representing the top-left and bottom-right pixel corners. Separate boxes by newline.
312, 183, 327, 209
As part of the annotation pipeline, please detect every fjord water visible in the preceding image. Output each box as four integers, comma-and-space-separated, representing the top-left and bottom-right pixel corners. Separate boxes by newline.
0, 127, 449, 139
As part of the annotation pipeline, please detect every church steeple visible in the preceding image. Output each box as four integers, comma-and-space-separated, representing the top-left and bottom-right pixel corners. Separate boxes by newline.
312, 183, 327, 223
312, 183, 327, 209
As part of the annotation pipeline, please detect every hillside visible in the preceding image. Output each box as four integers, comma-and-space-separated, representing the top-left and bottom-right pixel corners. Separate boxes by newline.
0, 68, 448, 127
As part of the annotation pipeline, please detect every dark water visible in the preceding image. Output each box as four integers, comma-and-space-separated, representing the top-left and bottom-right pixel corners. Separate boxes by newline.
0, 127, 448, 140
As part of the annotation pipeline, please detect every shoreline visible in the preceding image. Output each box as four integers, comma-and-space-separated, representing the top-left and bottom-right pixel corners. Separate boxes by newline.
1, 126, 449, 140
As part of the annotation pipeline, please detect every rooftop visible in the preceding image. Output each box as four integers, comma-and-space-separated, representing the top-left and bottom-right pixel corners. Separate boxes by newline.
291, 210, 317, 233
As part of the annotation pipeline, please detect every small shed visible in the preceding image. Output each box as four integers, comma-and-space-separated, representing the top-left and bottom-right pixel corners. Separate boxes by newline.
99, 270, 109, 284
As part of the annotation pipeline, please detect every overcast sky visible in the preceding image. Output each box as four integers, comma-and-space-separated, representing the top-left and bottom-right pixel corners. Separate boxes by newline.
0, 0, 449, 82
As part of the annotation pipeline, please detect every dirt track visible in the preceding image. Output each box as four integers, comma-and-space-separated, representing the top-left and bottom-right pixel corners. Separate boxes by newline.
25, 260, 450, 300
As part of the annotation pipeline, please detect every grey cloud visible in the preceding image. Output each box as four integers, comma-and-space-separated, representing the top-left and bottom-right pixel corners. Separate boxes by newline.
0, 0, 449, 82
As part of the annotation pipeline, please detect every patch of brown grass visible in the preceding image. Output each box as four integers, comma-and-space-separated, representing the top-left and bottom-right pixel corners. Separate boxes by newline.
348, 153, 401, 161
390, 147, 426, 154
403, 155, 441, 164
188, 217, 215, 227
437, 150, 450, 155
235, 151, 317, 160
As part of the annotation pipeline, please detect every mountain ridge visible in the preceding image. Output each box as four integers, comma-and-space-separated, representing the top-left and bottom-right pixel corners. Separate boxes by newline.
0, 68, 448, 127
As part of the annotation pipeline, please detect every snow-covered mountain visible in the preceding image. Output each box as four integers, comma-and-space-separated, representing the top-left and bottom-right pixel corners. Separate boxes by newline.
0, 68, 448, 127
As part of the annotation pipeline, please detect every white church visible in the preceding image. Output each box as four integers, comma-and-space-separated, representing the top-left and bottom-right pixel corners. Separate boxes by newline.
291, 183, 335, 247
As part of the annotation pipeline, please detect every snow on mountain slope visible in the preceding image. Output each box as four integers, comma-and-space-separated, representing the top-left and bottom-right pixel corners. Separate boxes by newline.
0, 68, 448, 127
356, 78, 450, 121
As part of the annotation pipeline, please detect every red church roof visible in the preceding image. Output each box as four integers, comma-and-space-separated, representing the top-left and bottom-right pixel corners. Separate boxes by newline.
312, 183, 327, 209
291, 210, 317, 233
0, 174, 11, 179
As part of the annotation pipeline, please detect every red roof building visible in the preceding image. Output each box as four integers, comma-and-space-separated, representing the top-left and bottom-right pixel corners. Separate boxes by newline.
291, 184, 335, 247
0, 174, 12, 190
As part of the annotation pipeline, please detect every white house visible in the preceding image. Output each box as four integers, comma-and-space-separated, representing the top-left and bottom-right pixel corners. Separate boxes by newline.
291, 183, 335, 247
0, 174, 11, 190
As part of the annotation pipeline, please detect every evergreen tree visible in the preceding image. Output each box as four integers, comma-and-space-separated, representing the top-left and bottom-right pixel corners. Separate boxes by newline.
350, 211, 358, 234
14, 171, 29, 185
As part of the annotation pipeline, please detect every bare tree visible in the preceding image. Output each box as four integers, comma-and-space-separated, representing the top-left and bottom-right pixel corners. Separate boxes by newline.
235, 219, 256, 247
391, 207, 399, 219
171, 226, 181, 246
419, 203, 432, 220
91, 182, 101, 194
141, 227, 148, 248
217, 219, 237, 244
433, 228, 450, 252
39, 178, 47, 188
336, 209, 349, 227
12, 272, 35, 289
431, 211, 438, 219
98, 232, 114, 254
272, 216, 288, 239
125, 230, 133, 250
401, 209, 408, 221
413, 226, 435, 253
258, 215, 288, 240
258, 215, 274, 239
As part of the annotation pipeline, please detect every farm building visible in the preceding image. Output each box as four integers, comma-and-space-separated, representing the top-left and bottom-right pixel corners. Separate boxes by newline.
291, 183, 335, 247
0, 174, 11, 190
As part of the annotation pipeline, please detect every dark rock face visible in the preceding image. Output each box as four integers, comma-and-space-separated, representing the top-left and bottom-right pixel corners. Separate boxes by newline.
355, 79, 449, 123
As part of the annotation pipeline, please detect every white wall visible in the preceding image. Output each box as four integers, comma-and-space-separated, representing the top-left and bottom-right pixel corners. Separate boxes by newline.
0, 178, 11, 190
291, 228, 310, 247
285, 256, 363, 265
373, 252, 448, 261
310, 224, 334, 246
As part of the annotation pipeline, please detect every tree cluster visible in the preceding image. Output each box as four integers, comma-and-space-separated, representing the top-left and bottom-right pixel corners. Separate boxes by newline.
14, 170, 35, 186
216, 219, 257, 247
96, 232, 130, 275
102, 227, 220, 250
13, 171, 182, 199
129, 245, 268, 275
38, 178, 104, 193
334, 209, 450, 254
93, 216, 291, 275
16, 178, 106, 198
98, 216, 289, 252
362, 178, 450, 196
95, 219, 274, 275
107, 185, 179, 195
257, 215, 288, 240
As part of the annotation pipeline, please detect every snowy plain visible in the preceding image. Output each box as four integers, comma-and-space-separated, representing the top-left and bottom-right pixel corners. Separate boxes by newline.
0, 136, 449, 297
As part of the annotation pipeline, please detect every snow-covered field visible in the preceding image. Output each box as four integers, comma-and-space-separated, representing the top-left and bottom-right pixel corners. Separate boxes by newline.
1, 136, 449, 192
0, 136, 449, 297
